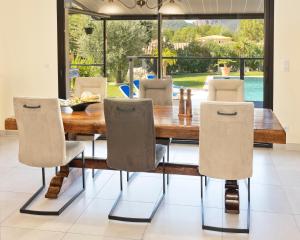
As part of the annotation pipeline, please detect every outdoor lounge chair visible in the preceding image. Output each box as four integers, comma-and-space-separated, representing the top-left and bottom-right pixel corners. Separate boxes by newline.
119, 84, 137, 98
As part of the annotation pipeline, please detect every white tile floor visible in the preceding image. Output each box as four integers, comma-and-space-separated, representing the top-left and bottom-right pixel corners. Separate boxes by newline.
0, 135, 300, 239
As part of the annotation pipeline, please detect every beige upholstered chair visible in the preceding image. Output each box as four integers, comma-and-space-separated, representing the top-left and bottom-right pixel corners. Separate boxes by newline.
14, 97, 85, 215
138, 78, 172, 183
139, 79, 173, 106
104, 99, 166, 222
208, 79, 244, 102
199, 101, 254, 233
74, 77, 107, 101
74, 77, 107, 177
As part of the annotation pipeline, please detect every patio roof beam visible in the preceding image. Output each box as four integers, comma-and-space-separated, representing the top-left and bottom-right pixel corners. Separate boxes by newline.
107, 13, 264, 21
68, 7, 110, 19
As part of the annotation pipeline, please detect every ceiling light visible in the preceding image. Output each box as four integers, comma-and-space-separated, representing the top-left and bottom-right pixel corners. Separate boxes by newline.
159, 0, 183, 14
98, 0, 183, 14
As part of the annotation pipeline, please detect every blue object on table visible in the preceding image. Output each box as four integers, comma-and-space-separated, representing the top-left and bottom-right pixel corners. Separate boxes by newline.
133, 79, 140, 90
146, 74, 156, 80
119, 84, 137, 98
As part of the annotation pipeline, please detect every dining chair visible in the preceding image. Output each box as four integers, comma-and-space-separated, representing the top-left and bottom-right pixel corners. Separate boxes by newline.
14, 97, 85, 215
199, 101, 254, 233
74, 77, 107, 178
138, 78, 173, 184
104, 99, 166, 222
207, 79, 244, 102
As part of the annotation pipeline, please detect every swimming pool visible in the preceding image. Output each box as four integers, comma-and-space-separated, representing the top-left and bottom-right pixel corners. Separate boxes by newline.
244, 76, 264, 102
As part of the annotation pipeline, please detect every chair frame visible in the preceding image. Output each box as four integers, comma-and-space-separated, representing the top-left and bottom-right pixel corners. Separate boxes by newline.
200, 176, 250, 234
91, 139, 100, 179
109, 157, 166, 223
20, 152, 86, 216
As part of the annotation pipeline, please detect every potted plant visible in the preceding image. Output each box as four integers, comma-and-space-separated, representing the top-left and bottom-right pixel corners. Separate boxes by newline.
218, 59, 236, 76
84, 24, 94, 35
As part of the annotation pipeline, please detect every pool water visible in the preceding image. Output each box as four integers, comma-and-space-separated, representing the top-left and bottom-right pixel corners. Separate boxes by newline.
244, 76, 264, 102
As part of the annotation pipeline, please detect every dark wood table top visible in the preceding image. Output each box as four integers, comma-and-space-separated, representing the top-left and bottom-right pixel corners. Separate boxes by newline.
5, 103, 286, 144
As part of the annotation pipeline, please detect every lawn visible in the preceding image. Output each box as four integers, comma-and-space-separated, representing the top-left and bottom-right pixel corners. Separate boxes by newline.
107, 71, 263, 97
107, 82, 125, 98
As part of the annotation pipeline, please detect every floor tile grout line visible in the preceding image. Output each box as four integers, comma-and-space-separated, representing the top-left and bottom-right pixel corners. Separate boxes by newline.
0, 225, 68, 235
63, 172, 116, 234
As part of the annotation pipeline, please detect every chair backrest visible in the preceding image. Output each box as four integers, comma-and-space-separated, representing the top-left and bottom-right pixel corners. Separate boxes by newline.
74, 77, 107, 100
139, 79, 173, 106
13, 98, 67, 168
199, 101, 254, 180
208, 79, 244, 102
104, 99, 156, 172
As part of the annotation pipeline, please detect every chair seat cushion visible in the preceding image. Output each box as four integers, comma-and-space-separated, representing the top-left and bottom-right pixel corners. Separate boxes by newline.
66, 141, 85, 162
155, 144, 167, 167
75, 134, 101, 141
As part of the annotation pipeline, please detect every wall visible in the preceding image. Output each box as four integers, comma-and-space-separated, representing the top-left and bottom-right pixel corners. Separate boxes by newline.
0, 0, 58, 130
274, 0, 300, 144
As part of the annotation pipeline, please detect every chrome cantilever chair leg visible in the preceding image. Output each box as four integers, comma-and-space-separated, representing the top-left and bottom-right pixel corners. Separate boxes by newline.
167, 143, 170, 185
126, 171, 138, 183
109, 157, 166, 223
91, 140, 101, 179
20, 152, 86, 216
201, 176, 250, 233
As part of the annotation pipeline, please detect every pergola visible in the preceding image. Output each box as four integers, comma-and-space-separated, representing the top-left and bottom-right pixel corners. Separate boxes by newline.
57, 0, 274, 108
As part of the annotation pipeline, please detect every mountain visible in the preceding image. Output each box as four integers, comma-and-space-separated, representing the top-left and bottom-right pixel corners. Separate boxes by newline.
193, 20, 240, 32
162, 20, 193, 30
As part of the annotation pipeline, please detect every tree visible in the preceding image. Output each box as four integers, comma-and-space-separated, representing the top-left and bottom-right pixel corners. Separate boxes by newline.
175, 42, 212, 73
69, 15, 104, 63
172, 26, 199, 42
107, 21, 148, 83
237, 20, 264, 43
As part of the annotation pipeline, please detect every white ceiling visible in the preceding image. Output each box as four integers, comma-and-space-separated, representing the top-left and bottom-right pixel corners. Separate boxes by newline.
74, 0, 264, 15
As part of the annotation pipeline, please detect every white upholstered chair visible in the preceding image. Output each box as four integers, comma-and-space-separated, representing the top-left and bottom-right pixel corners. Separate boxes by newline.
208, 79, 244, 102
74, 77, 107, 101
139, 78, 172, 183
14, 97, 85, 215
139, 79, 173, 106
74, 77, 107, 178
199, 101, 254, 233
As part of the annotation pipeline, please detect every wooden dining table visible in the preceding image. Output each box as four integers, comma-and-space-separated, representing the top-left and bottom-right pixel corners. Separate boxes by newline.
5, 103, 286, 214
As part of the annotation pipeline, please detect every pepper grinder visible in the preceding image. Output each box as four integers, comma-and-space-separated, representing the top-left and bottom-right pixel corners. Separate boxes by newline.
185, 88, 192, 117
178, 88, 185, 117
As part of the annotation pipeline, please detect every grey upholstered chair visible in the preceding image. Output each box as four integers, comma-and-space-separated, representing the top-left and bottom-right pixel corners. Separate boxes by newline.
74, 77, 107, 178
14, 97, 85, 215
199, 101, 254, 233
104, 98, 166, 222
208, 79, 244, 102
139, 78, 172, 184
